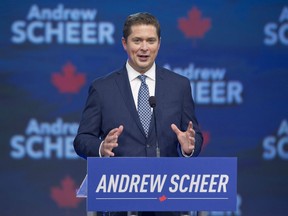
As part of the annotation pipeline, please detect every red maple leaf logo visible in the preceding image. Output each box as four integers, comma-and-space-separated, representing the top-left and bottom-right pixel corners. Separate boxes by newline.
50, 176, 82, 208
159, 195, 167, 202
202, 130, 210, 149
178, 7, 211, 39
51, 62, 86, 93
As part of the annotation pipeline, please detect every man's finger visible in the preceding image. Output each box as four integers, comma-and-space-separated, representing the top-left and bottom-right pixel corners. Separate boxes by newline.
104, 149, 115, 157
105, 125, 124, 143
107, 127, 120, 136
105, 134, 118, 143
171, 124, 181, 135
189, 136, 195, 145
187, 121, 193, 130
116, 125, 124, 136
104, 141, 118, 149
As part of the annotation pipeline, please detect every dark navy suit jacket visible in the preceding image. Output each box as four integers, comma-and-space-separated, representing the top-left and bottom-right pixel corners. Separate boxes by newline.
74, 65, 203, 159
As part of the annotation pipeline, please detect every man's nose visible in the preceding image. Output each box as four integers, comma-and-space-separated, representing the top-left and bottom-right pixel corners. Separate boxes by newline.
140, 41, 148, 50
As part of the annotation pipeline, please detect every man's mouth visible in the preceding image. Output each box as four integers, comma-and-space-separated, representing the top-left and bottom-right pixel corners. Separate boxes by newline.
138, 54, 149, 61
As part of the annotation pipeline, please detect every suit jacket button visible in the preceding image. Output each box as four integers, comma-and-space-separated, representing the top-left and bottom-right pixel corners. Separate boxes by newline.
146, 144, 150, 148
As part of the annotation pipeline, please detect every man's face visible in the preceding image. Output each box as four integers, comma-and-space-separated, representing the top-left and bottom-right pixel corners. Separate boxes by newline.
122, 24, 161, 74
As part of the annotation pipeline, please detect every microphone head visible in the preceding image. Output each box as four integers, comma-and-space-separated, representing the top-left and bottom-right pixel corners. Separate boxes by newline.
149, 96, 156, 108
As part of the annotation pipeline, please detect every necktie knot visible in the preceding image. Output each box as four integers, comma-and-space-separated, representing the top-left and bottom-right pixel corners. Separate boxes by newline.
138, 75, 147, 83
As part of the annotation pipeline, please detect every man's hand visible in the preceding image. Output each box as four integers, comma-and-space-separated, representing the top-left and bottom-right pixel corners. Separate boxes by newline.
100, 125, 124, 157
171, 121, 195, 155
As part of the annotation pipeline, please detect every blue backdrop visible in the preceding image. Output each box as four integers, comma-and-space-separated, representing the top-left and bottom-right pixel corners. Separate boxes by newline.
1, 0, 288, 215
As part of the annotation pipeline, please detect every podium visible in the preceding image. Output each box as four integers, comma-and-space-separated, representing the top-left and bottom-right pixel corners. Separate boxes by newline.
77, 157, 237, 213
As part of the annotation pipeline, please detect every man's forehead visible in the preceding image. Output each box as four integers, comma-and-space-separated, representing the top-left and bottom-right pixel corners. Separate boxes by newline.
130, 24, 157, 31
130, 25, 157, 36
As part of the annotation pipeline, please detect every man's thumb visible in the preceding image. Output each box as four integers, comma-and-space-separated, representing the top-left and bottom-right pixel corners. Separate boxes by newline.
171, 124, 180, 135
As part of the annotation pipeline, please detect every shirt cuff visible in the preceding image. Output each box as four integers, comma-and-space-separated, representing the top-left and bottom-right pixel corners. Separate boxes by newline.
99, 141, 104, 157
181, 147, 194, 157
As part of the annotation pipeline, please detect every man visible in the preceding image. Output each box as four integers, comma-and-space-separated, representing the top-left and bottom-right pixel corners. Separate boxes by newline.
74, 12, 203, 216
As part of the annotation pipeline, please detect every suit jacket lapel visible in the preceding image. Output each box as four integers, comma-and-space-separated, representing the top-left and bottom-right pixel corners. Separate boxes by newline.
155, 66, 165, 103
114, 66, 147, 138
146, 66, 166, 138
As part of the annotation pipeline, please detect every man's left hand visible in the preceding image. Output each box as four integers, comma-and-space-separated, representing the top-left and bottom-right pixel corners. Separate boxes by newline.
171, 121, 195, 155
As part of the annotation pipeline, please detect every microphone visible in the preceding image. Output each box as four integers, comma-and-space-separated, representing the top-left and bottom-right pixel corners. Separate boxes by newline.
149, 96, 156, 108
149, 96, 160, 157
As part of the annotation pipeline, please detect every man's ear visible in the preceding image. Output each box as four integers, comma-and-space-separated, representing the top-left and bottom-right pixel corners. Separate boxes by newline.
121, 37, 127, 51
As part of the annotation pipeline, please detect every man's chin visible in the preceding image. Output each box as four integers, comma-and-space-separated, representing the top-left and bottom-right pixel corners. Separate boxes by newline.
138, 63, 153, 72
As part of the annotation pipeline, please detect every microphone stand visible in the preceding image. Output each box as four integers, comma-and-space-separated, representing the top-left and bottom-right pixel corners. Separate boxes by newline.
149, 96, 160, 157
153, 108, 160, 158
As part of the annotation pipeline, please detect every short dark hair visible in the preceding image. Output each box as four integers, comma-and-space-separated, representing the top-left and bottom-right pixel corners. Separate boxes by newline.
122, 12, 161, 41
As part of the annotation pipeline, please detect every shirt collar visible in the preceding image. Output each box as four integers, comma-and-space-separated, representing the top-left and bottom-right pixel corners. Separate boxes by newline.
126, 61, 156, 82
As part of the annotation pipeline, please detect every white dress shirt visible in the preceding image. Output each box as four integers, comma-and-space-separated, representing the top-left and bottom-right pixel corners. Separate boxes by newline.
126, 61, 155, 109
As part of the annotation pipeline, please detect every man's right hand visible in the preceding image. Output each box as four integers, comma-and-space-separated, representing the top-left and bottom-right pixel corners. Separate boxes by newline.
100, 125, 124, 157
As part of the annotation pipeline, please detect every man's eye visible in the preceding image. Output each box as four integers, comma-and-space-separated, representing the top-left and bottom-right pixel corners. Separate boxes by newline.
148, 39, 156, 44
133, 39, 141, 43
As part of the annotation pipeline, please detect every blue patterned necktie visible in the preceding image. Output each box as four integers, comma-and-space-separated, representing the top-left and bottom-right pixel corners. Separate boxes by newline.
137, 75, 151, 137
